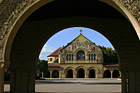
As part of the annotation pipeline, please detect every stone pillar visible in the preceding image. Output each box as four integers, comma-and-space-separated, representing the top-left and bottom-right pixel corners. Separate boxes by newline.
126, 70, 140, 93
0, 61, 9, 93
119, 71, 121, 78
73, 71, 77, 78
59, 71, 61, 78
111, 70, 113, 79
50, 71, 52, 78
121, 70, 127, 93
95, 73, 98, 79
85, 70, 89, 78
10, 66, 36, 93
128, 71, 136, 92
0, 68, 4, 93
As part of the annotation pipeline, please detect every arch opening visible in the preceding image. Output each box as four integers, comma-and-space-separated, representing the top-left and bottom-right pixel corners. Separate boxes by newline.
66, 69, 73, 78
52, 70, 59, 78
89, 69, 95, 78
5, 0, 140, 92
103, 70, 111, 78
46, 71, 50, 78
77, 68, 85, 78
113, 70, 120, 78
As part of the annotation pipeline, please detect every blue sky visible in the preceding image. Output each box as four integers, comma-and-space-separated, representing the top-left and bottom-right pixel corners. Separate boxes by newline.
39, 27, 114, 60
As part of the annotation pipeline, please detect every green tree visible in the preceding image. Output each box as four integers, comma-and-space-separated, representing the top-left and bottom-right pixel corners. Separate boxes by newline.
37, 60, 48, 79
101, 46, 118, 64
54, 59, 58, 63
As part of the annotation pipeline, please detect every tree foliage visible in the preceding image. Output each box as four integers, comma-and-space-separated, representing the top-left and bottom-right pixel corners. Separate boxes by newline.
101, 46, 118, 64
54, 59, 58, 63
37, 60, 48, 75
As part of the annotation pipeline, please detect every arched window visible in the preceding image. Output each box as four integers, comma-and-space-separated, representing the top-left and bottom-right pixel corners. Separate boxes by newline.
77, 50, 85, 60
94, 54, 96, 60
72, 54, 73, 60
91, 54, 93, 60
89, 54, 90, 60
69, 54, 71, 60
66, 54, 68, 60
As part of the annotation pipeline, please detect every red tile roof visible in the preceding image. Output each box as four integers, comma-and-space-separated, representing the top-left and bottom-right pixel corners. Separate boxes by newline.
48, 63, 60, 67
47, 47, 63, 57
103, 64, 119, 67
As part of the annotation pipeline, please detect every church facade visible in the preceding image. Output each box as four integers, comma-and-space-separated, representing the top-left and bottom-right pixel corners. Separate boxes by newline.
47, 33, 120, 78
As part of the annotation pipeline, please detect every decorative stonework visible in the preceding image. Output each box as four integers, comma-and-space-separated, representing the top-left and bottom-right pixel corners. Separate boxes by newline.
0, 61, 9, 69
0, 0, 140, 61
0, 0, 39, 60
115, 0, 140, 24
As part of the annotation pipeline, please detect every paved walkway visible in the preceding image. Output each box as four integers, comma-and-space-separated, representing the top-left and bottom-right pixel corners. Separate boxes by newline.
4, 78, 121, 93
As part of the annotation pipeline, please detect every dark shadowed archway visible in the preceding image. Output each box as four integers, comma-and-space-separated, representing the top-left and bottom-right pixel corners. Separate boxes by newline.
66, 69, 73, 78
52, 70, 59, 78
77, 68, 85, 78
46, 71, 50, 78
103, 70, 111, 78
113, 70, 120, 78
89, 69, 95, 78
4, 0, 140, 92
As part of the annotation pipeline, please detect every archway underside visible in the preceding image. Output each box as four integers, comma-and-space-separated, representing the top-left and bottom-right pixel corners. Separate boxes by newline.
0, 0, 140, 93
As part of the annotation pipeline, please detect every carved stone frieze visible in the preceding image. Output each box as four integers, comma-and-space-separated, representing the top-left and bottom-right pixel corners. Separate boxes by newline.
116, 0, 140, 24
0, 0, 39, 60
0, 61, 10, 69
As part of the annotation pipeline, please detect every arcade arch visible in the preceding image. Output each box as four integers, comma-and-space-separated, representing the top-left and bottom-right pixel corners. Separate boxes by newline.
0, 0, 139, 93
89, 69, 96, 78
77, 68, 85, 78
113, 70, 120, 78
103, 70, 111, 78
52, 70, 59, 78
66, 69, 73, 78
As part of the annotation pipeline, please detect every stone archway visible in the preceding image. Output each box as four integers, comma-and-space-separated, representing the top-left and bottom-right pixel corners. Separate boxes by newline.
46, 71, 50, 78
113, 70, 120, 78
0, 0, 140, 93
77, 68, 85, 78
103, 70, 111, 78
89, 69, 95, 78
66, 69, 73, 78
52, 70, 59, 78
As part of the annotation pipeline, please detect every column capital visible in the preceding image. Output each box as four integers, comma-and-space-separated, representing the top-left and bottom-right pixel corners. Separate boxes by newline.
0, 60, 10, 69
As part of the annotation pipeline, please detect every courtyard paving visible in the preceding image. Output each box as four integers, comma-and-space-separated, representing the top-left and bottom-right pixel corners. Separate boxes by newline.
4, 78, 121, 93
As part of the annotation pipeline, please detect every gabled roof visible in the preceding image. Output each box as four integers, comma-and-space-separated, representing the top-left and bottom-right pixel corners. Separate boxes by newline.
63, 33, 95, 49
47, 47, 63, 57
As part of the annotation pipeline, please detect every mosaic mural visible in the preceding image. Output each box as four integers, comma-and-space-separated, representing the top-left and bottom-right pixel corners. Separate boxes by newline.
60, 34, 103, 63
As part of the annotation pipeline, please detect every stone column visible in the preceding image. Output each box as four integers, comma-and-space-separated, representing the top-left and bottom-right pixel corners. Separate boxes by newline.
126, 69, 140, 93
96, 72, 98, 79
121, 70, 127, 93
85, 70, 89, 78
59, 71, 61, 78
50, 71, 52, 78
73, 71, 77, 78
119, 71, 121, 78
111, 70, 113, 79
10, 65, 36, 93
0, 61, 9, 93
